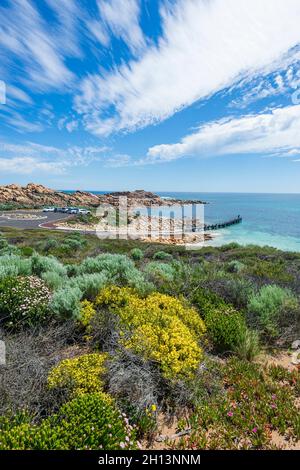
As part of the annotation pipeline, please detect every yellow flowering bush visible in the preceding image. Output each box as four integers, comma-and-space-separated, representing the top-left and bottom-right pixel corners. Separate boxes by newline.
0, 393, 138, 450
93, 287, 206, 379
48, 353, 107, 396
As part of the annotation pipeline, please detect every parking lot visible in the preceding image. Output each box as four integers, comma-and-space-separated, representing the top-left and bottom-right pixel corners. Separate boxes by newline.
0, 210, 71, 230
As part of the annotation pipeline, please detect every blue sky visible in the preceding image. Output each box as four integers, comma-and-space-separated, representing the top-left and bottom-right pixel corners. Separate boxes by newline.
1, 0, 300, 192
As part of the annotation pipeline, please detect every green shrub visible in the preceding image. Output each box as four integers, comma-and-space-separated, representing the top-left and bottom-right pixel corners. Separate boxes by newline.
193, 288, 226, 317
44, 238, 59, 252
0, 276, 52, 328
233, 328, 260, 361
130, 248, 144, 261
144, 262, 176, 283
0, 254, 32, 278
61, 234, 87, 252
79, 254, 149, 293
20, 246, 34, 257
41, 270, 66, 290
50, 286, 82, 319
67, 273, 108, 300
153, 251, 173, 261
0, 393, 137, 450
205, 306, 247, 353
226, 260, 245, 273
193, 288, 247, 353
31, 253, 67, 277
247, 285, 299, 340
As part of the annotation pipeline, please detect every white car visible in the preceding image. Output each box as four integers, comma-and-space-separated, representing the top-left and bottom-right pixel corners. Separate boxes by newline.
78, 209, 91, 215
43, 207, 55, 212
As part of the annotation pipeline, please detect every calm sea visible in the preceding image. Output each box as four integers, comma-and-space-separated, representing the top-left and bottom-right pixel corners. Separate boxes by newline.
65, 191, 300, 252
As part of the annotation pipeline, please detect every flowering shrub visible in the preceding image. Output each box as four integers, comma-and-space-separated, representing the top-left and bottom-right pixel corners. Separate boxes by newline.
94, 287, 206, 379
175, 358, 300, 450
48, 353, 107, 396
79, 300, 97, 330
0, 393, 138, 450
0, 276, 51, 328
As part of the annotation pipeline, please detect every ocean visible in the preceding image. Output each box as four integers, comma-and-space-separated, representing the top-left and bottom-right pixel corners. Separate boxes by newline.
158, 192, 300, 252
65, 191, 300, 252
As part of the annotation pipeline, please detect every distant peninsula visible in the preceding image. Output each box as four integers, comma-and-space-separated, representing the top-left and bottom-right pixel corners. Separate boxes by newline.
0, 183, 206, 208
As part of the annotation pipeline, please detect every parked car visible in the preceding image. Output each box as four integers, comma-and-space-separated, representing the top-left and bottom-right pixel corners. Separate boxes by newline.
43, 207, 55, 212
78, 209, 91, 215
67, 207, 79, 214
54, 207, 68, 213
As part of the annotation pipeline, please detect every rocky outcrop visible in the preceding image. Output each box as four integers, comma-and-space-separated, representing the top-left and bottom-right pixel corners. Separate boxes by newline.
0, 183, 100, 207
0, 183, 205, 208
100, 190, 206, 207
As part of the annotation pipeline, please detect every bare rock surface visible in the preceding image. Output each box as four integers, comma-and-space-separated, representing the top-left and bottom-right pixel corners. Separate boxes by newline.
0, 183, 205, 208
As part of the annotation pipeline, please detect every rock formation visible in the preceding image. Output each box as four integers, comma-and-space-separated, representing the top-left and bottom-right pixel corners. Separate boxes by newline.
0, 183, 205, 208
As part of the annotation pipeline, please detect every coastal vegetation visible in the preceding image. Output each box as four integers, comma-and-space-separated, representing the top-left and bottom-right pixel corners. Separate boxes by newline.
0, 227, 299, 449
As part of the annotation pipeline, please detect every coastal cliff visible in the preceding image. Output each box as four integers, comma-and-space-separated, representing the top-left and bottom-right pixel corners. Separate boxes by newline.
0, 183, 205, 208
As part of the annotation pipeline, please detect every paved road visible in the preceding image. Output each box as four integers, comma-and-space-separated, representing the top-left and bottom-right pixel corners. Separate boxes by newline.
0, 211, 71, 230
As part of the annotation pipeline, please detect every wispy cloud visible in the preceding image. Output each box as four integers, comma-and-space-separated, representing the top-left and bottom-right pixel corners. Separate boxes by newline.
97, 0, 145, 54
0, 0, 75, 91
0, 141, 108, 175
0, 157, 65, 175
143, 105, 300, 163
75, 0, 300, 136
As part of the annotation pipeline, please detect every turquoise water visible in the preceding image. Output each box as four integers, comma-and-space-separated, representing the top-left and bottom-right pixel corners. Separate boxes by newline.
65, 190, 300, 252
157, 192, 300, 252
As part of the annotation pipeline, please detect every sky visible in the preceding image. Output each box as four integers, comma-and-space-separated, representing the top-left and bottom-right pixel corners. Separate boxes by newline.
1, 0, 300, 193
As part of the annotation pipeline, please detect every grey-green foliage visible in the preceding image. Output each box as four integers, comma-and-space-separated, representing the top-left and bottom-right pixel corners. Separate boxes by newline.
233, 329, 260, 361
144, 262, 176, 283
31, 254, 67, 277
50, 286, 82, 319
44, 238, 59, 252
41, 271, 66, 290
67, 273, 108, 300
0, 254, 32, 279
79, 253, 148, 292
247, 284, 299, 339
226, 260, 245, 273
0, 237, 19, 255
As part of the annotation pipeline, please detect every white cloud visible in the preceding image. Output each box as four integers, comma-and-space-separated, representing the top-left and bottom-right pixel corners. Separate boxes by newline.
0, 0, 75, 91
0, 157, 65, 175
75, 0, 300, 135
104, 153, 132, 167
0, 141, 108, 175
97, 0, 145, 54
144, 105, 300, 163
6, 85, 33, 105
2, 111, 44, 134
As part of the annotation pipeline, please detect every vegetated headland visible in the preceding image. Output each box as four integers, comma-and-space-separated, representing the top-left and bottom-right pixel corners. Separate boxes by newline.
0, 183, 299, 451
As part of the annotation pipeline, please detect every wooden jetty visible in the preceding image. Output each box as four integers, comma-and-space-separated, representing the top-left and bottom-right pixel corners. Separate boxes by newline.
203, 215, 242, 231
